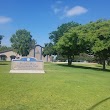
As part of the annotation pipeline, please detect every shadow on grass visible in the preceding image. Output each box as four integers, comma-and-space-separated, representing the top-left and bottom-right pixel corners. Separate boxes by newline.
0, 63, 9, 65
87, 97, 110, 110
0, 61, 10, 65
57, 64, 110, 72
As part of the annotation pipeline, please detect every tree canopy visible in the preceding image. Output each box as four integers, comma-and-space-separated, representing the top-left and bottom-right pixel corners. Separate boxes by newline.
49, 21, 80, 44
82, 19, 110, 70
42, 43, 56, 56
55, 24, 88, 65
0, 46, 12, 52
10, 29, 36, 56
53, 19, 110, 70
43, 22, 80, 57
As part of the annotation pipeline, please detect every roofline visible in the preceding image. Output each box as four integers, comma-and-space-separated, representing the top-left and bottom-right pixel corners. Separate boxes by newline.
0, 49, 13, 53
35, 45, 44, 48
0, 44, 44, 53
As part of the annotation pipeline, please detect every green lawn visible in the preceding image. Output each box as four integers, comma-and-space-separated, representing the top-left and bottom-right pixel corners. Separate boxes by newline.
0, 62, 110, 110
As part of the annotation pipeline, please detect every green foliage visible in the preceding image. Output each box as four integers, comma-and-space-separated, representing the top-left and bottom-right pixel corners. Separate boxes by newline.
83, 19, 110, 69
55, 24, 88, 65
42, 43, 56, 56
0, 46, 12, 52
48, 21, 80, 65
74, 53, 94, 62
56, 31, 81, 65
58, 19, 110, 69
10, 29, 36, 56
49, 21, 80, 44
47, 19, 110, 69
56, 54, 67, 62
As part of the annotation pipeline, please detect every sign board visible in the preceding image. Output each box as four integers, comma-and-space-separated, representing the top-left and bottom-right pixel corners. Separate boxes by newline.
10, 57, 45, 73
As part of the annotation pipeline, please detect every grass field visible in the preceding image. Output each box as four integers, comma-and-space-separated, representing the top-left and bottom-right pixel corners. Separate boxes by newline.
0, 62, 110, 110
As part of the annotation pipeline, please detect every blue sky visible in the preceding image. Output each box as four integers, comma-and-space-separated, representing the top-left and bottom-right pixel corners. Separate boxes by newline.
0, 0, 110, 46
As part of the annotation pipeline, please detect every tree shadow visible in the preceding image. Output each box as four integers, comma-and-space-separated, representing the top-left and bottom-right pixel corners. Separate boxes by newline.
0, 63, 9, 65
57, 63, 110, 72
87, 97, 110, 110
0, 61, 9, 65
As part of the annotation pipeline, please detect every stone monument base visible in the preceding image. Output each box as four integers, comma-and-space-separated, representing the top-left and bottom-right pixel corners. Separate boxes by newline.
10, 57, 45, 74
10, 70, 45, 73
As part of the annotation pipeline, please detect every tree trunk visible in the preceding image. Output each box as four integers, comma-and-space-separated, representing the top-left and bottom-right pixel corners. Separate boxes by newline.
68, 60, 72, 66
68, 56, 72, 66
102, 59, 106, 70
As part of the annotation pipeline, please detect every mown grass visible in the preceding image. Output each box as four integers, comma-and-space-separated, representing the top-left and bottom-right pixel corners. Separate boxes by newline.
0, 61, 110, 110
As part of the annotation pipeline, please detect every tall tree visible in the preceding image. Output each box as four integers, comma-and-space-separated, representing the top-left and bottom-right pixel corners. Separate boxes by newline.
81, 19, 110, 70
56, 31, 82, 65
10, 29, 36, 56
55, 23, 90, 66
49, 21, 80, 44
48, 21, 80, 63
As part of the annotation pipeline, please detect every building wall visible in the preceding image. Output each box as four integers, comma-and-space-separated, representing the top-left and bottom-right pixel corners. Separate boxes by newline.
0, 51, 20, 61
28, 45, 52, 62
28, 49, 34, 58
0, 45, 52, 62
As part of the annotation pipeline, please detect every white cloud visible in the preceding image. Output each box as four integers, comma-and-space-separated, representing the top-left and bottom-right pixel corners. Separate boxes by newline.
56, 1, 62, 4
52, 7, 61, 14
65, 6, 88, 17
0, 16, 12, 24
52, 1, 88, 19
51, 1, 63, 14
